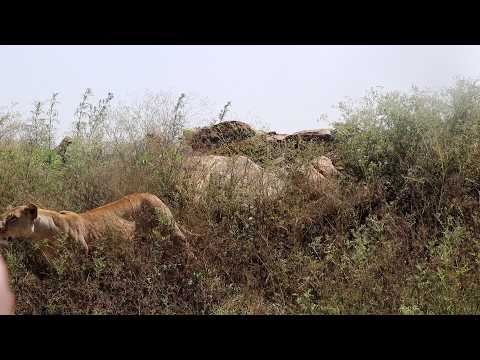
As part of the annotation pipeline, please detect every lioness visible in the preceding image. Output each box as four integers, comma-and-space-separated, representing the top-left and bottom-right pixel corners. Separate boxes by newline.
0, 193, 191, 256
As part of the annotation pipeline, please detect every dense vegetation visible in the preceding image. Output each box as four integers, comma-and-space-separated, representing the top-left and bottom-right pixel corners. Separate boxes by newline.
2, 79, 480, 314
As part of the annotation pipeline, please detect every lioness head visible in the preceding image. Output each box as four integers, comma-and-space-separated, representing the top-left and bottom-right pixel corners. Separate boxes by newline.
0, 204, 38, 242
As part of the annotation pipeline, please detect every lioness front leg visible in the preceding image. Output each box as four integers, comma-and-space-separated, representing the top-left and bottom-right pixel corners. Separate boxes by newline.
69, 230, 89, 255
79, 236, 89, 255
171, 224, 196, 261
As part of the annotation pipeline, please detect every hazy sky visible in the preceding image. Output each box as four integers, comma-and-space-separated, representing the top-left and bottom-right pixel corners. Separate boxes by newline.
1, 45, 480, 139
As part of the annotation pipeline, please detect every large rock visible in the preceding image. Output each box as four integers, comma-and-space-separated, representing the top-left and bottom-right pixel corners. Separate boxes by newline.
182, 155, 283, 202
264, 131, 289, 144
190, 121, 257, 151
180, 154, 338, 202
259, 129, 335, 148
297, 156, 339, 190
310, 156, 339, 178
285, 129, 335, 143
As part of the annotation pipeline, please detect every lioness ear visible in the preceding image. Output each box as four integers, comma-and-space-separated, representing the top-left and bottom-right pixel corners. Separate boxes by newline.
24, 203, 38, 220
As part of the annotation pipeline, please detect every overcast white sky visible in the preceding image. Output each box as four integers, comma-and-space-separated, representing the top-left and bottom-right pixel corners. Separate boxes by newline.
1, 45, 480, 139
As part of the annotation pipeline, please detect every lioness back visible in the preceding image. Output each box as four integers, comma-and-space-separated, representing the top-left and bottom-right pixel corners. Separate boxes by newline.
81, 193, 171, 219
80, 193, 181, 238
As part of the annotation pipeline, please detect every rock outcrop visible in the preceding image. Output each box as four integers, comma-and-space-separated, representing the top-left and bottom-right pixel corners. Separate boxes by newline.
310, 156, 339, 178
182, 155, 283, 202
285, 129, 335, 144
299, 156, 339, 190
179, 121, 341, 199
184, 120, 336, 153
189, 121, 257, 151
264, 131, 289, 145
181, 153, 338, 201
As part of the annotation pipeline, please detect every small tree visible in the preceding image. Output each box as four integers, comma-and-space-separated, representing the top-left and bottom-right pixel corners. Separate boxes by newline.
24, 93, 61, 151
166, 93, 187, 142
72, 88, 114, 143
88, 92, 114, 142
73, 88, 93, 138
216, 101, 231, 124
0, 104, 22, 143
46, 92, 60, 150
28, 101, 47, 149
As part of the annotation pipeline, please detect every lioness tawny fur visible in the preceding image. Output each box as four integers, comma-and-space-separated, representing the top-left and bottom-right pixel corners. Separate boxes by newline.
0, 193, 191, 256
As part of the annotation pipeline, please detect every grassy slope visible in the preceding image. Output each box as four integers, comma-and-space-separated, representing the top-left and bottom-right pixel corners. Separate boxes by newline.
2, 80, 480, 314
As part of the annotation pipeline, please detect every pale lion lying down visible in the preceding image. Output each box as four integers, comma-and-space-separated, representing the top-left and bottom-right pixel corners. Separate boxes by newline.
0, 193, 192, 256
